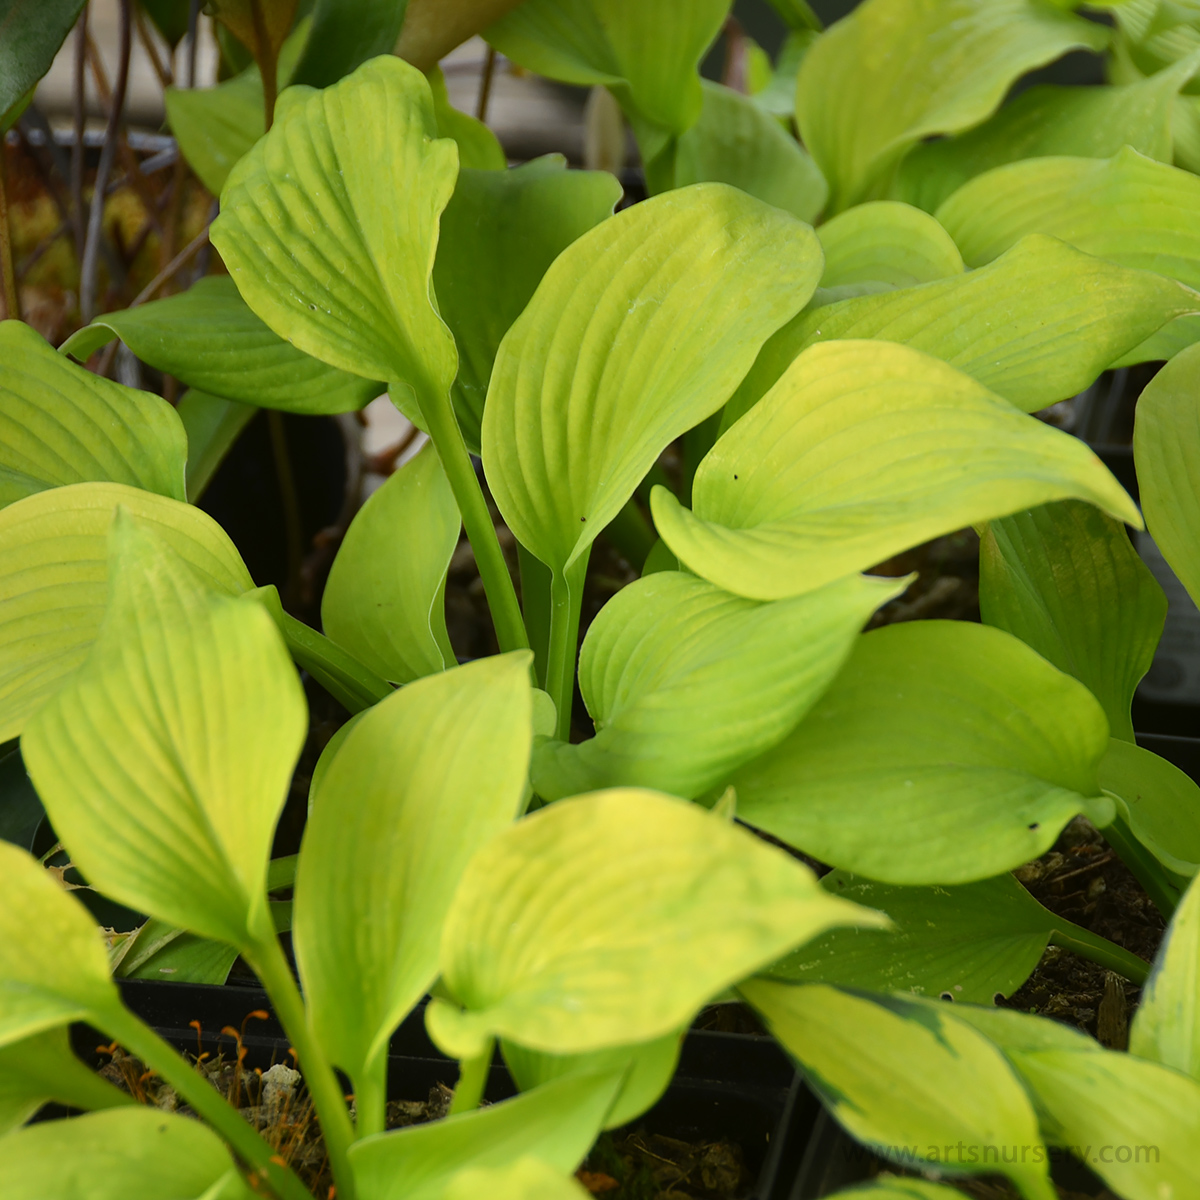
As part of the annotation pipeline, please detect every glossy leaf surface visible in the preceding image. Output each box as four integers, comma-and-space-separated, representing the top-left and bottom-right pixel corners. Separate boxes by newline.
724, 237, 1199, 429
981, 500, 1165, 743
1134, 341, 1200, 608
211, 55, 458, 425
348, 1070, 622, 1200
428, 789, 879, 1059
61, 278, 381, 416
0, 841, 117, 1046
731, 621, 1114, 884
741, 981, 1055, 1200
532, 571, 902, 801
657, 341, 1141, 602
483, 184, 822, 575
433, 157, 620, 451
0, 482, 251, 743
0, 320, 185, 508
295, 654, 533, 1087
22, 516, 305, 949
322, 443, 458, 684
0, 1108, 255, 1200
764, 870, 1073, 1004
795, 0, 1107, 211
671, 81, 827, 223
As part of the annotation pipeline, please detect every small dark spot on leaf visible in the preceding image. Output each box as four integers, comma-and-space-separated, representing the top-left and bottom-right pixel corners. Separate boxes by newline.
939, 992, 954, 1001
1028, 822, 1039, 830
580, 516, 586, 522
733, 474, 738, 480
158, 1123, 169, 1134
308, 303, 317, 311
993, 992, 1005, 1004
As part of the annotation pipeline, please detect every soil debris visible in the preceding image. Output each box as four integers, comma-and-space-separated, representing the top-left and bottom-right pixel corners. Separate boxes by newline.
578, 1129, 749, 1199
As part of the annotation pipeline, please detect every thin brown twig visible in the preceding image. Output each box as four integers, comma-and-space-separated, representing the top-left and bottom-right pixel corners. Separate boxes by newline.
133, 4, 173, 88
476, 45, 497, 123
71, 8, 88, 261
129, 223, 209, 307
0, 148, 21, 320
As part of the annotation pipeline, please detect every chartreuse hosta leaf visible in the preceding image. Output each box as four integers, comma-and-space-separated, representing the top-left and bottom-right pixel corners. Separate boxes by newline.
657, 341, 1141, 604
210, 55, 457, 428
981, 500, 1167, 743
740, 982, 1056, 1200
814, 200, 963, 295
22, 514, 304, 951
1132, 873, 1200, 1077
322, 443, 458, 685
426, 789, 881, 1061
432, 157, 621, 451
426, 66, 506, 172
348, 1069, 622, 1200
0, 320, 185, 508
893, 54, 1200, 215
937, 148, 1200, 363
60, 277, 382, 416
670, 81, 827, 223
794, 0, 1108, 212
820, 1185, 974, 1200
947, 1003, 1200, 1200
293, 653, 533, 1118
483, 183, 822, 579
722, 237, 1199, 430
532, 571, 903, 801
731, 621, 1115, 885
484, 0, 729, 162
1134, 341, 1200, 608
763, 869, 1149, 1003
1100, 739, 1200, 880
442, 1158, 589, 1200
177, 390, 257, 502
0, 1108, 256, 1200
0, 482, 252, 744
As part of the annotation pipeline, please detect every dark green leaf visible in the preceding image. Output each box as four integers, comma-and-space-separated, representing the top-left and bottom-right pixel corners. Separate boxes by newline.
0, 0, 86, 118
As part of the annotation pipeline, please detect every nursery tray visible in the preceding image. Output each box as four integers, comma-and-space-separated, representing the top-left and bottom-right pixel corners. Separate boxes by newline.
62, 979, 818, 1200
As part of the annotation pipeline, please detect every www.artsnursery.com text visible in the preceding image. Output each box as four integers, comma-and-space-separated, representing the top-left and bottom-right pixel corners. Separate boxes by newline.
847, 1142, 1160, 1167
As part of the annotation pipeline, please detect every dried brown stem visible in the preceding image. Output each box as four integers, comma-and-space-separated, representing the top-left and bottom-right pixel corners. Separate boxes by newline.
476, 45, 497, 122
0, 149, 21, 320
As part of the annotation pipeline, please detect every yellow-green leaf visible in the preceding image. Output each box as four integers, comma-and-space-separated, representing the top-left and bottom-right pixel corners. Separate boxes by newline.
322, 443, 459, 685
427, 789, 881, 1059
0, 482, 252, 744
731, 621, 1115, 884
656, 340, 1140, 603
294, 654, 533, 1091
0, 320, 185, 508
482, 183, 823, 577
795, 0, 1108, 211
532, 571, 902, 801
442, 1157, 590, 1200
22, 514, 305, 950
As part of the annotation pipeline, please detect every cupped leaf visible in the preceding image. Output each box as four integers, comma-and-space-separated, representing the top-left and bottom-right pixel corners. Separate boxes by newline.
0, 1027, 131, 1137
0, 320, 185, 508
657, 340, 1141, 603
484, 0, 729, 151
765, 870, 1085, 1004
814, 200, 963, 291
794, 0, 1108, 212
322, 443, 459, 685
532, 571, 903, 801
0, 1108, 256, 1200
731, 621, 1115, 885
501, 1030, 683, 1131
22, 514, 306, 950
1132, 873, 1200, 1078
210, 55, 458, 426
0, 482, 252, 744
1134, 341, 1200, 609
981, 499, 1167, 743
740, 981, 1055, 1200
294, 654, 533, 1089
894, 56, 1200, 215
433, 157, 621, 451
482, 183, 823, 576
723, 237, 1199, 430
0, 840, 117, 1046
426, 789, 881, 1060
60, 278, 382, 416
670, 81, 827, 223
347, 1070, 622, 1200
1099, 738, 1200, 878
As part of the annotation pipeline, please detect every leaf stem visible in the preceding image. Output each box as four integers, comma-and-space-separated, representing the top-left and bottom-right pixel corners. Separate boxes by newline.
1048, 924, 1149, 986
447, 1038, 494, 1115
354, 1056, 387, 1139
245, 931, 358, 1200
248, 0, 278, 131
517, 542, 552, 686
412, 385, 529, 654
99, 1004, 314, 1200
1102, 813, 1184, 918
0, 147, 19, 321
545, 557, 588, 742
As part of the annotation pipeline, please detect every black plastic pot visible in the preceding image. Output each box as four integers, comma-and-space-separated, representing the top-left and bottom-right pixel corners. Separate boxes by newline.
64, 979, 819, 1200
